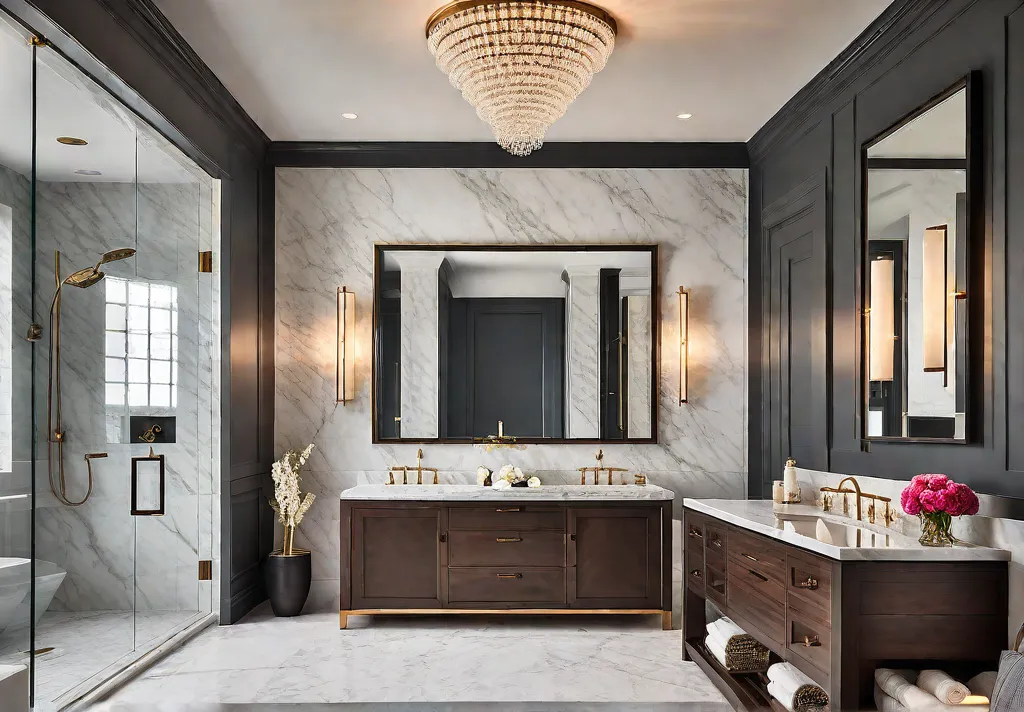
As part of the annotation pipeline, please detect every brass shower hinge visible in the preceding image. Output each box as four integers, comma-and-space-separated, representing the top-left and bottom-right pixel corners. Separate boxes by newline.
29, 36, 49, 47
198, 560, 212, 581
198, 251, 213, 273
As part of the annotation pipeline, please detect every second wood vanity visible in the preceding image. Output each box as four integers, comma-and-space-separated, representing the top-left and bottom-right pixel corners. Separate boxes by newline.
340, 485, 674, 629
683, 498, 1009, 711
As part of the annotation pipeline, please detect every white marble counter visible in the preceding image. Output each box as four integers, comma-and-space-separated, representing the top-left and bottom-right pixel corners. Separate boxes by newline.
341, 484, 674, 502
684, 498, 1010, 562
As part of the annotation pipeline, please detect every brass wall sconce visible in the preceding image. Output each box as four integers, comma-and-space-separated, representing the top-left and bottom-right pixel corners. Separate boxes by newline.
921, 225, 947, 374
337, 286, 356, 403
678, 286, 689, 404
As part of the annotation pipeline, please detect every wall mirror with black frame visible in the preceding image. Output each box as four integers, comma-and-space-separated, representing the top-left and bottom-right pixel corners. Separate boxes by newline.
863, 76, 978, 442
373, 245, 658, 444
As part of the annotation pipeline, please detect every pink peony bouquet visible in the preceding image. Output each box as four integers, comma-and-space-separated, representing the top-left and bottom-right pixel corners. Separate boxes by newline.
900, 474, 979, 546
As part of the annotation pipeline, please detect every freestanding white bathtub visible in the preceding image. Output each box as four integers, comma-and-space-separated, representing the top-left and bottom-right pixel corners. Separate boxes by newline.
0, 558, 65, 636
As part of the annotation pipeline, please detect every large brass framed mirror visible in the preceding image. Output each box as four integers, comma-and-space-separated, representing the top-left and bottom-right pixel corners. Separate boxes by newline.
862, 73, 981, 442
372, 244, 658, 444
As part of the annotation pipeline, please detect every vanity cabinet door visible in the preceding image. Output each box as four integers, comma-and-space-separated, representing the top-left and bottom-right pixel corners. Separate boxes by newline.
350, 506, 445, 609
567, 507, 661, 609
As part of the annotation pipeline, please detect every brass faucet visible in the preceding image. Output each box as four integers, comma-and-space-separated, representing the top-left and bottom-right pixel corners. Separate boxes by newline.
819, 476, 897, 527
387, 449, 438, 485
820, 476, 863, 521
577, 449, 628, 485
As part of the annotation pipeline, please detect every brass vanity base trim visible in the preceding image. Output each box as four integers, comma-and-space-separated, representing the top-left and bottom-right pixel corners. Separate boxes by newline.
340, 609, 671, 630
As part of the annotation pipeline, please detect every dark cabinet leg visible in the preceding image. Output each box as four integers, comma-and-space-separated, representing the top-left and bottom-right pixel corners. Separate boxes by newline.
683, 584, 705, 660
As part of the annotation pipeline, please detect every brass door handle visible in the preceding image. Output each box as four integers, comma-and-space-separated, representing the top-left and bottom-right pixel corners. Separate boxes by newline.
747, 569, 769, 583
496, 573, 522, 579
496, 507, 521, 513
496, 537, 522, 543
794, 576, 818, 590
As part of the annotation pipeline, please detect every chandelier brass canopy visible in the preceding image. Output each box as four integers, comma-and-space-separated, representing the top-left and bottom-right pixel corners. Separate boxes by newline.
426, 0, 617, 156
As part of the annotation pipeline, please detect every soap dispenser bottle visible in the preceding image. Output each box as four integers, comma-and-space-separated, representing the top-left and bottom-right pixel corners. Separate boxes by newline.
783, 458, 801, 504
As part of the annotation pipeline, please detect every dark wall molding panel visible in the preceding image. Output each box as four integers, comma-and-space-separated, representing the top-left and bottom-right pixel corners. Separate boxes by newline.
267, 141, 750, 169
749, 0, 1024, 499
2, 0, 277, 621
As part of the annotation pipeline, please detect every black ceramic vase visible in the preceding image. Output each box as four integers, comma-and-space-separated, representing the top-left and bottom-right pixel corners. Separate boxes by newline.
265, 550, 311, 617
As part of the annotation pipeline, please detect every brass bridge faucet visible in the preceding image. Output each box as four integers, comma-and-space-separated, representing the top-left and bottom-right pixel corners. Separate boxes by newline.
388, 448, 439, 485
820, 475, 897, 527
577, 449, 629, 485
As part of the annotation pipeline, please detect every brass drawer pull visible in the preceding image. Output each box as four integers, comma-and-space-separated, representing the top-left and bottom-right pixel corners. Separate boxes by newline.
688, 527, 703, 539
496, 537, 522, 543
496, 573, 522, 579
748, 569, 769, 583
496, 507, 521, 513
690, 569, 703, 579
743, 553, 759, 562
710, 538, 723, 548
801, 635, 821, 648
794, 576, 818, 590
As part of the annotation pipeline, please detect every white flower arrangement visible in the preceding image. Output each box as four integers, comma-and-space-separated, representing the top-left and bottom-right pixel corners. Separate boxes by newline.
527, 476, 541, 488
476, 467, 493, 486
493, 464, 527, 486
269, 443, 316, 555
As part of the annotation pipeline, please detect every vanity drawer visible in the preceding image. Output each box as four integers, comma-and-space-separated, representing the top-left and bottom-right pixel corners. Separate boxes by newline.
787, 552, 832, 621
728, 530, 786, 582
684, 515, 707, 546
728, 578, 786, 643
686, 560, 706, 591
705, 561, 727, 606
448, 530, 565, 567
728, 556, 786, 605
786, 598, 832, 678
704, 521, 728, 564
449, 506, 565, 531
448, 567, 565, 604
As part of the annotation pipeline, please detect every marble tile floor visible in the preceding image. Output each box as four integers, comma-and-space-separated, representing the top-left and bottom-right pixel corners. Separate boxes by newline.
0, 609, 200, 709
101, 604, 730, 707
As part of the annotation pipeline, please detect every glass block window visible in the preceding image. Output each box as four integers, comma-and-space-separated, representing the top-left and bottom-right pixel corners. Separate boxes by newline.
105, 277, 178, 408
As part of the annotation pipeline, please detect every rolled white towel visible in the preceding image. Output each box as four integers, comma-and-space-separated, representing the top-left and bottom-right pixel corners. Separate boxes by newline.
706, 624, 731, 650
704, 635, 727, 668
876, 684, 912, 712
875, 668, 947, 709
707, 615, 745, 641
768, 681, 795, 712
767, 662, 815, 694
967, 671, 996, 700
918, 670, 970, 705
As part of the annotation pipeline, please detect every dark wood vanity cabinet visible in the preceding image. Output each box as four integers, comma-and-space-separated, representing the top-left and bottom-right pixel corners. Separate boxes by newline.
341, 500, 672, 628
682, 506, 1009, 711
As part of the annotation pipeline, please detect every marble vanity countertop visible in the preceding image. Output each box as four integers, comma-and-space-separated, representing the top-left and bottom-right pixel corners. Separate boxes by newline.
684, 498, 1011, 562
341, 484, 674, 502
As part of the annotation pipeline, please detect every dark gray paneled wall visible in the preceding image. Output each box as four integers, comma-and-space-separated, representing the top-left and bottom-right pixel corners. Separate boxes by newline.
748, 0, 1024, 498
3, 0, 275, 621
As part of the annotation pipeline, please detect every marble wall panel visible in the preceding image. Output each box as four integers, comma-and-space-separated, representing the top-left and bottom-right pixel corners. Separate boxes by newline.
626, 295, 653, 438
276, 167, 750, 618
566, 271, 601, 438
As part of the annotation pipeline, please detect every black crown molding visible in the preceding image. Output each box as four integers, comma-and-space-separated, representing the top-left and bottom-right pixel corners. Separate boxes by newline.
747, 0, 969, 164
267, 141, 750, 169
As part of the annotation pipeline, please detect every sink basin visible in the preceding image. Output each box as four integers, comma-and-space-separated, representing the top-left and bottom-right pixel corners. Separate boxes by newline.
775, 515, 896, 549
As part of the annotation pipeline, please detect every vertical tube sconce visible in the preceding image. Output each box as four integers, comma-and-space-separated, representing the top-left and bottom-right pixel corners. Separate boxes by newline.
678, 287, 689, 404
921, 225, 947, 373
337, 286, 356, 404
869, 257, 895, 382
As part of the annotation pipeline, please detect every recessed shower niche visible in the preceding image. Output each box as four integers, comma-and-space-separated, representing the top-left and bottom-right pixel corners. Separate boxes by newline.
0, 10, 220, 709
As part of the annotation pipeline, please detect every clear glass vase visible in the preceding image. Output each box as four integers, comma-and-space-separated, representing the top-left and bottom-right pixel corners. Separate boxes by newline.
918, 512, 955, 547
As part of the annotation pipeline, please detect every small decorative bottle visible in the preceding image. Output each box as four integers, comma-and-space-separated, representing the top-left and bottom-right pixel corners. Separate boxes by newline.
783, 458, 801, 504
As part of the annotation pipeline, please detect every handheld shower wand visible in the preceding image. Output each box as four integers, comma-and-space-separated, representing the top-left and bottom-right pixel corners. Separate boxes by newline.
47, 247, 136, 506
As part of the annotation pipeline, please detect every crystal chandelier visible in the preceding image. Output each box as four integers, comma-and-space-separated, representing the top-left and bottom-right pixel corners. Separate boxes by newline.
426, 0, 617, 156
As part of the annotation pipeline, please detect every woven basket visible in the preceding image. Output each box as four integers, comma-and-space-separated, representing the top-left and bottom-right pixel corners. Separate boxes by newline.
990, 623, 1024, 712
725, 634, 771, 672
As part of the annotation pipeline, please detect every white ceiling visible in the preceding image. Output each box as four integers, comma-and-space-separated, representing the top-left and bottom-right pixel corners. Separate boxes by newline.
152, 0, 891, 143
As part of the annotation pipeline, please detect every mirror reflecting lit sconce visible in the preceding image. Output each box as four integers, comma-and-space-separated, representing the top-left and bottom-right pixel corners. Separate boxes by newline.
921, 225, 947, 374
678, 286, 689, 404
337, 286, 356, 404
869, 256, 895, 382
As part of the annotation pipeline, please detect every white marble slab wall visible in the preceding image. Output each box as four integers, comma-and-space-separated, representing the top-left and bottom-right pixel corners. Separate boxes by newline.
275, 167, 749, 617
392, 251, 444, 439
565, 269, 602, 438
795, 467, 1024, 647
626, 295, 652, 439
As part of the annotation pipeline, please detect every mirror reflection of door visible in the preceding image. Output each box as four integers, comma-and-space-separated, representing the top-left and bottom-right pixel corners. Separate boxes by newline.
863, 80, 971, 441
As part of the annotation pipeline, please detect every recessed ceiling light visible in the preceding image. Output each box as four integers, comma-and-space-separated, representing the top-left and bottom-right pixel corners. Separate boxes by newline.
75, 169, 102, 176
676, 113, 693, 120
341, 113, 358, 120
56, 136, 88, 145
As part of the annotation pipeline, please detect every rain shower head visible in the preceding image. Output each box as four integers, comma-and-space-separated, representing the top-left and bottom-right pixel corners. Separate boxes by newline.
63, 268, 106, 288
99, 248, 136, 265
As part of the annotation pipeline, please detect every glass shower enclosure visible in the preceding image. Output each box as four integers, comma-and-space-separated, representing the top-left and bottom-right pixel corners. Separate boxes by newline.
0, 8, 219, 710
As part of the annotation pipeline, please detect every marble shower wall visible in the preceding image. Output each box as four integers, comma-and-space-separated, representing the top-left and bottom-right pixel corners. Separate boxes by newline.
275, 167, 749, 614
